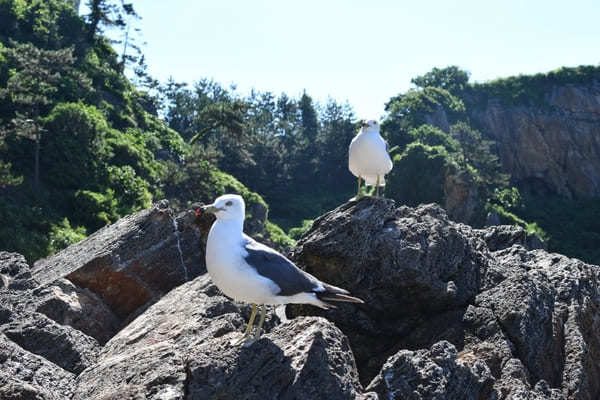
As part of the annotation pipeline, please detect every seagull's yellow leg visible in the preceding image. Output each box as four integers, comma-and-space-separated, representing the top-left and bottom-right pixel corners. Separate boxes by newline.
356, 176, 363, 198
253, 304, 268, 340
232, 303, 257, 345
375, 175, 380, 196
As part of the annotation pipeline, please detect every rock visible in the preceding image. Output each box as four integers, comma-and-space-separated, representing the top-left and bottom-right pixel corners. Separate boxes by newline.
477, 224, 546, 251
33, 278, 120, 344
3, 197, 600, 399
2, 312, 100, 374
0, 252, 37, 291
291, 196, 600, 398
0, 333, 75, 399
291, 197, 488, 383
469, 83, 600, 198
73, 275, 372, 400
366, 340, 494, 399
444, 168, 480, 223
32, 201, 206, 320
0, 252, 30, 277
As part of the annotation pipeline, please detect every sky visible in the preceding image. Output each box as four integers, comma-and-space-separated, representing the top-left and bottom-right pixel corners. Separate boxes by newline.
93, 0, 600, 119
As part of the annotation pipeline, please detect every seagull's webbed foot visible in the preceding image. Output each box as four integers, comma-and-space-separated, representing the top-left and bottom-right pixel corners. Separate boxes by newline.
231, 303, 257, 346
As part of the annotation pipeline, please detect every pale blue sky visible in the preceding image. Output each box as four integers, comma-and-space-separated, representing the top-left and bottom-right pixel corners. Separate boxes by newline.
97, 0, 600, 119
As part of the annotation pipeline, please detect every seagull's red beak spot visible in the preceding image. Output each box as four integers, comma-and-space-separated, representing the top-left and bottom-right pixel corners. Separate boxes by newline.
195, 208, 201, 216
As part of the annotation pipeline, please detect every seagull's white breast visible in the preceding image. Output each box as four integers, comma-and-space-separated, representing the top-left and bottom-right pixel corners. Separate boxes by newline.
206, 221, 280, 304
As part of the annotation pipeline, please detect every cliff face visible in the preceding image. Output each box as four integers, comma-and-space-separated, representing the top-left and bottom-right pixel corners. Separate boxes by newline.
2, 198, 598, 399
469, 82, 600, 198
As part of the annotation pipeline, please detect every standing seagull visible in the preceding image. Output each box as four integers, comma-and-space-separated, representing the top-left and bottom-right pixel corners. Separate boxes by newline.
348, 119, 393, 198
197, 194, 364, 345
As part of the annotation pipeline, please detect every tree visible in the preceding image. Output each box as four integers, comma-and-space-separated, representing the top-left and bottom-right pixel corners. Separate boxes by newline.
84, 0, 137, 42
411, 66, 470, 95
450, 122, 509, 197
0, 42, 90, 194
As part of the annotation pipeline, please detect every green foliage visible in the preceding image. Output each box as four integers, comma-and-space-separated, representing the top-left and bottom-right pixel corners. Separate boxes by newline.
288, 219, 313, 241
47, 218, 86, 255
265, 221, 296, 249
0, 196, 47, 261
408, 124, 460, 152
385, 143, 449, 207
73, 189, 119, 230
486, 203, 548, 241
383, 87, 465, 150
450, 122, 509, 199
411, 66, 470, 95
468, 65, 600, 108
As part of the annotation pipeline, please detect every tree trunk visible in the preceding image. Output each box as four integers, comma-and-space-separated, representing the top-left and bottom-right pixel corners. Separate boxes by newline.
34, 132, 40, 197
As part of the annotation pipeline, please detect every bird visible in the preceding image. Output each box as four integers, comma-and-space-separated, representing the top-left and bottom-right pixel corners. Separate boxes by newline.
348, 119, 393, 198
196, 194, 364, 345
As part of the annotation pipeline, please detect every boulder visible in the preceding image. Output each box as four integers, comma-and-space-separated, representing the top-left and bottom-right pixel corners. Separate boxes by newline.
1, 312, 99, 374
291, 197, 489, 383
291, 197, 600, 398
2, 197, 600, 399
366, 341, 494, 399
0, 333, 75, 399
73, 275, 372, 400
32, 201, 207, 320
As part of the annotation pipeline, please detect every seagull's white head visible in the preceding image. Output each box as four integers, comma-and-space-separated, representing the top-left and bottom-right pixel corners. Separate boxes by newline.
200, 194, 245, 221
361, 119, 380, 132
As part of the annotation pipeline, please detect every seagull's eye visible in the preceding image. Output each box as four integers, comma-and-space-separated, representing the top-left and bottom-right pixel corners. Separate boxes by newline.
225, 201, 232, 207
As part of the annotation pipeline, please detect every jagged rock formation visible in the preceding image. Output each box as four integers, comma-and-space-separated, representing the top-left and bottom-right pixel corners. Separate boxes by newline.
469, 83, 600, 198
1, 197, 599, 399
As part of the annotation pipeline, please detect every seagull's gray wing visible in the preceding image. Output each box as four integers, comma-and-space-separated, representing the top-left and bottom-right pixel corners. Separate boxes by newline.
243, 238, 320, 297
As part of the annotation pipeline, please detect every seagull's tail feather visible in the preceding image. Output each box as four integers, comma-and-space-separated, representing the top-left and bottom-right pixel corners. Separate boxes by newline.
315, 282, 365, 306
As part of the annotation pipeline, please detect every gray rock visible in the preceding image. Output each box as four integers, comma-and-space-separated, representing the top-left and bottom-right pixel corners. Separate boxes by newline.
33, 278, 120, 344
477, 224, 546, 251
291, 197, 600, 398
3, 197, 600, 399
2, 312, 100, 374
366, 340, 494, 399
291, 197, 489, 382
0, 252, 37, 291
0, 333, 75, 399
73, 275, 372, 400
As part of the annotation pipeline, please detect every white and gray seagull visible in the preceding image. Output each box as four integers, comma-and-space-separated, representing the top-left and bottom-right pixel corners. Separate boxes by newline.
197, 194, 364, 345
348, 119, 393, 198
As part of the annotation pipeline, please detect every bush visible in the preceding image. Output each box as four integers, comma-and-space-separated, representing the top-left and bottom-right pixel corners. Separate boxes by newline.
47, 218, 86, 255
288, 219, 313, 240
385, 143, 450, 207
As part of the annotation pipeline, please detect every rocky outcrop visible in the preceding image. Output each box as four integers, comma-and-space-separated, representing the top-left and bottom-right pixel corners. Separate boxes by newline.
291, 197, 600, 398
73, 274, 371, 400
2, 197, 600, 399
469, 83, 600, 198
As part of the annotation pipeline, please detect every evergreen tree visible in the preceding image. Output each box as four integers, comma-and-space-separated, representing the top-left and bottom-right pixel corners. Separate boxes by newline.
0, 42, 90, 194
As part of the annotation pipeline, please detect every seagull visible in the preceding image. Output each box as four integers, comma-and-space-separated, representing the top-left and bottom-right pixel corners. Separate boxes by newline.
348, 119, 393, 198
197, 194, 364, 345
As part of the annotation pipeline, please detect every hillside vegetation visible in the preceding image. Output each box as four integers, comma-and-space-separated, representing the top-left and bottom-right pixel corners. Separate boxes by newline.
0, 0, 286, 261
1, 0, 598, 265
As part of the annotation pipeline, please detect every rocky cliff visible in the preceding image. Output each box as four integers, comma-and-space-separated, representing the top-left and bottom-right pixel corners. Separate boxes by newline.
1, 197, 599, 399
468, 82, 600, 198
